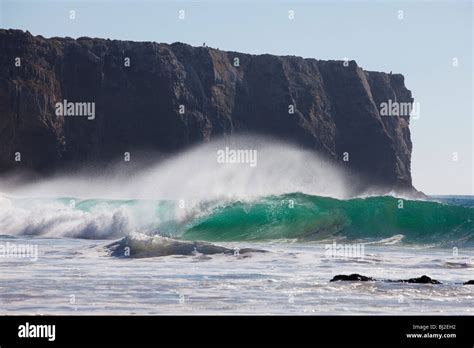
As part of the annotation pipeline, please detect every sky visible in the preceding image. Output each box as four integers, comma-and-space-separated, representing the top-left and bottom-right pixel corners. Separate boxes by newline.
0, 0, 472, 195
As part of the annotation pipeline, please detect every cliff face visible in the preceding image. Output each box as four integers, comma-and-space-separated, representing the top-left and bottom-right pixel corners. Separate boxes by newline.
0, 29, 415, 192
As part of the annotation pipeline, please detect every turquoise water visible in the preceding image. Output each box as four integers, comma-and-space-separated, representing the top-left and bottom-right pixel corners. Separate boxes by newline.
3, 194, 473, 246
0, 194, 472, 315
181, 194, 474, 245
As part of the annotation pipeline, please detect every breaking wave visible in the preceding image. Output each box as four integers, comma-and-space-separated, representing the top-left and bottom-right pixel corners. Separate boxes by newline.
0, 137, 471, 246
0, 193, 472, 246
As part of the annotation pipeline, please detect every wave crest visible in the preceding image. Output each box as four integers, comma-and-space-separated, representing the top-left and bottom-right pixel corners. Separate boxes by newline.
0, 193, 472, 246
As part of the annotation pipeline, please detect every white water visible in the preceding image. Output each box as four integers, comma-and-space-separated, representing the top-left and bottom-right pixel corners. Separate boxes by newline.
1, 236, 473, 315
1, 137, 471, 315
0, 195, 133, 239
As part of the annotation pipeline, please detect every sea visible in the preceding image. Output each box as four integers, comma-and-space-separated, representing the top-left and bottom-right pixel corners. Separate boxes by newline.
0, 193, 473, 315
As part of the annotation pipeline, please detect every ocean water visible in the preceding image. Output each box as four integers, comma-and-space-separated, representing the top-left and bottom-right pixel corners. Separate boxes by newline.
0, 194, 473, 315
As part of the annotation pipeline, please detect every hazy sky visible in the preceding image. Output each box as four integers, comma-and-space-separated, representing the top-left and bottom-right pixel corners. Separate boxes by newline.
1, 0, 472, 195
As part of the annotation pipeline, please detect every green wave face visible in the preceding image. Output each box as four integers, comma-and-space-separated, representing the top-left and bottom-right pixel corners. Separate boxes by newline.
6, 193, 473, 245
180, 193, 474, 245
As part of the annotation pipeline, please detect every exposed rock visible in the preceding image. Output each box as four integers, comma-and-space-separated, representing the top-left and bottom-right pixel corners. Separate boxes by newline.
463, 280, 474, 285
330, 274, 374, 282
331, 274, 442, 284
0, 29, 419, 194
397, 275, 442, 284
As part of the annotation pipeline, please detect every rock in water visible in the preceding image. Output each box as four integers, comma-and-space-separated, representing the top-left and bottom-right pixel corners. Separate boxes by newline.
330, 274, 442, 284
463, 280, 474, 285
0, 29, 419, 195
330, 274, 374, 282
398, 275, 442, 284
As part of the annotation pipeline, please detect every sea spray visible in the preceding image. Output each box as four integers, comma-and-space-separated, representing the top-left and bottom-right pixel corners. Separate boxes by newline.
0, 136, 354, 203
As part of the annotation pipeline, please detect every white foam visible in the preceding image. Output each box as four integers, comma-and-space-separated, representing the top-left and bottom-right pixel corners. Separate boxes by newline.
0, 195, 133, 239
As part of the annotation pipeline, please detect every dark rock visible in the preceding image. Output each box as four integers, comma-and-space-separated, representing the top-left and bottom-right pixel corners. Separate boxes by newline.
398, 275, 442, 284
330, 274, 374, 282
463, 280, 474, 285
0, 29, 419, 194
331, 274, 443, 284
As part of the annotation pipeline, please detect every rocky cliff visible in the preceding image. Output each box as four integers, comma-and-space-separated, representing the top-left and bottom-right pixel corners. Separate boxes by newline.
0, 29, 416, 193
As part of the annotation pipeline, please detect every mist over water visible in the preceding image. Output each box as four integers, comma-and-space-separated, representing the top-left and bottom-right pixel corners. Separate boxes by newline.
0, 137, 355, 201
